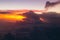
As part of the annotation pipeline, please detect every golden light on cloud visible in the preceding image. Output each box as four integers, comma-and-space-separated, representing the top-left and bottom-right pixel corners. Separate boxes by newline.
8, 10, 29, 15
40, 18, 45, 22
0, 14, 26, 22
40, 17, 48, 23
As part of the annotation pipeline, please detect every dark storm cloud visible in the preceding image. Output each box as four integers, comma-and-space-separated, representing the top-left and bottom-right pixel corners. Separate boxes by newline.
41, 12, 60, 24
15, 11, 43, 30
45, 0, 60, 8
22, 11, 41, 24
0, 11, 11, 14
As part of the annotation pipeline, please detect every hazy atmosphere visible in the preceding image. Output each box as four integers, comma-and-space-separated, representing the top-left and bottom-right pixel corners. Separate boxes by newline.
0, 0, 58, 10
0, 0, 60, 40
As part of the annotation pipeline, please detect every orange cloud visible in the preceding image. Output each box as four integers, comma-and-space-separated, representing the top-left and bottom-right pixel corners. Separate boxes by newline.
0, 14, 26, 22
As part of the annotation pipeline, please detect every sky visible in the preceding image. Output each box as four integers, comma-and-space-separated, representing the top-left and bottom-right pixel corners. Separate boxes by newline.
0, 0, 58, 10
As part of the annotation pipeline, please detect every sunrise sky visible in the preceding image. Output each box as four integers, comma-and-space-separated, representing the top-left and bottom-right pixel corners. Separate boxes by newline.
0, 0, 58, 10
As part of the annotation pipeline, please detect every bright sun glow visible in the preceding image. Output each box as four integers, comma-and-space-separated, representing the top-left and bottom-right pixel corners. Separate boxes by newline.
0, 14, 26, 22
